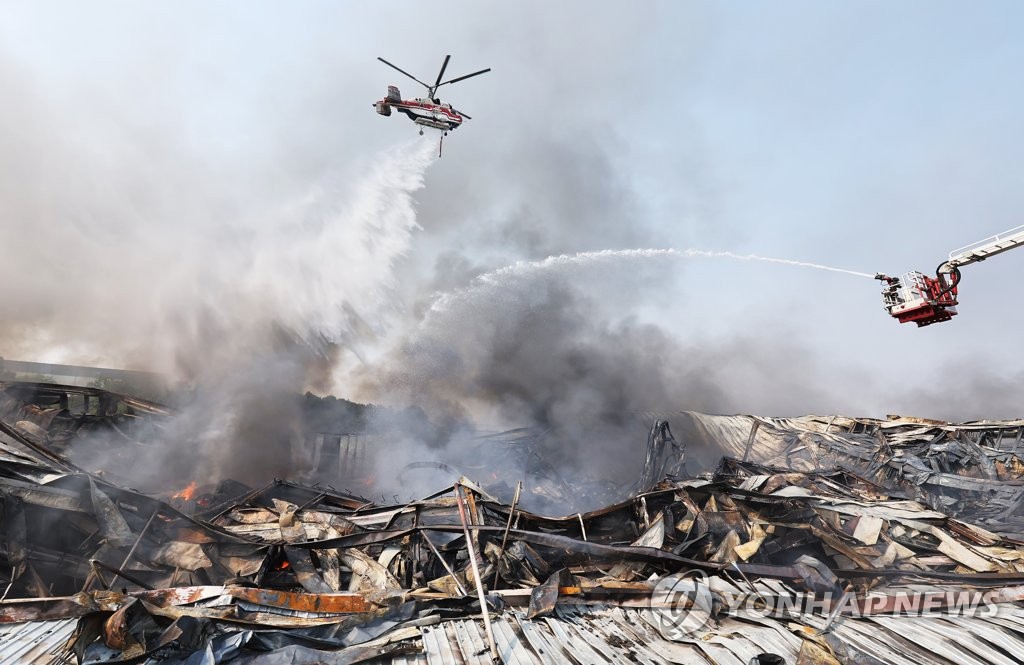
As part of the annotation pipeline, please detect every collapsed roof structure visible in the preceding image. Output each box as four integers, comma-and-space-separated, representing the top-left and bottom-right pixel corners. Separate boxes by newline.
2, 380, 1024, 664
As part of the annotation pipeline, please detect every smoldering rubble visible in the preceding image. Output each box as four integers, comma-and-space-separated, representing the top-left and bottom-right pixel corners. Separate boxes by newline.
2, 380, 1024, 664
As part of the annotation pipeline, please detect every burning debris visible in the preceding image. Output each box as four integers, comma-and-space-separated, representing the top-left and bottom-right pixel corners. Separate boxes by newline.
2, 380, 1024, 663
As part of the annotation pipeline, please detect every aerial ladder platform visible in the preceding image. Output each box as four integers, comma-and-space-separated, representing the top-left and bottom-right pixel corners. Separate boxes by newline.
875, 224, 1024, 327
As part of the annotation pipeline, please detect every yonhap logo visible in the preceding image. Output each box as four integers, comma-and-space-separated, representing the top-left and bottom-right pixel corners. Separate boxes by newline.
648, 570, 1004, 641
649, 570, 716, 639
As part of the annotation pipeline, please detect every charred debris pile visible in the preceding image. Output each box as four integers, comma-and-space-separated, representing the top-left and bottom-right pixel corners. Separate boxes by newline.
2, 381, 1024, 664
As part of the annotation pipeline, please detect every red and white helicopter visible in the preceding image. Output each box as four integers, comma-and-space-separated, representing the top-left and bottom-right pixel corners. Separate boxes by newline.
373, 55, 490, 136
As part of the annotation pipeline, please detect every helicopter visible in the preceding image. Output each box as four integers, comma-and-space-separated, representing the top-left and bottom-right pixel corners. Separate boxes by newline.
373, 55, 490, 136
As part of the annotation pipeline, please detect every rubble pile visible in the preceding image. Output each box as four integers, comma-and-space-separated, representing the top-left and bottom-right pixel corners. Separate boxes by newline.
649, 412, 1024, 533
2, 381, 1024, 664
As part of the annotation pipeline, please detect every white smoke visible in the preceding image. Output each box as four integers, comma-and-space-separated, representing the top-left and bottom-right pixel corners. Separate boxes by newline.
0, 59, 438, 486
0, 99, 436, 379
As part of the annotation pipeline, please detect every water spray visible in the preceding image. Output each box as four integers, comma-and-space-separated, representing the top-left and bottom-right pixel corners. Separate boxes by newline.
428, 247, 873, 316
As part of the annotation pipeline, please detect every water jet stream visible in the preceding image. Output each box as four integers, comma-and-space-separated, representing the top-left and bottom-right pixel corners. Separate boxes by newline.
429, 248, 873, 316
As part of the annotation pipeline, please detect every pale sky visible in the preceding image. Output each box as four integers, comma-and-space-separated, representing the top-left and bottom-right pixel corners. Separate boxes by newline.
1, 1, 1022, 422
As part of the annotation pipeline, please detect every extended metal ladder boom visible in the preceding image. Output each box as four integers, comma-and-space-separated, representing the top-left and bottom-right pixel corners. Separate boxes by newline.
946, 224, 1024, 268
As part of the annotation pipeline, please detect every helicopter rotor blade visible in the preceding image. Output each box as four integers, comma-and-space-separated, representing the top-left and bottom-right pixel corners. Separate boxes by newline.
432, 55, 451, 91
437, 67, 491, 87
377, 57, 430, 89
457, 110, 472, 120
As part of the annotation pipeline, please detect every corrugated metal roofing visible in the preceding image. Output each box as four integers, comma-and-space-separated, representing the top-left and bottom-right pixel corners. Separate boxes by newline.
410, 603, 1024, 665
0, 619, 77, 665
636, 411, 1024, 534
6, 593, 1023, 664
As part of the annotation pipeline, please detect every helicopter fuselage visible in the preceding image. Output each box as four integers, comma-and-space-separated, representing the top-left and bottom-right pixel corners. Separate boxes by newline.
374, 94, 464, 132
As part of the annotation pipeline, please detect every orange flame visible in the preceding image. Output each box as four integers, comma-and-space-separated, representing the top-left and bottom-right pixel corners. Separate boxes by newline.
172, 481, 198, 501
